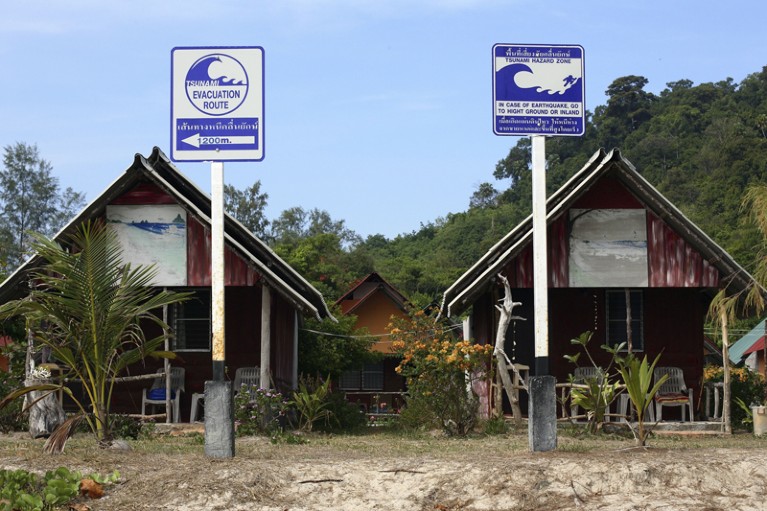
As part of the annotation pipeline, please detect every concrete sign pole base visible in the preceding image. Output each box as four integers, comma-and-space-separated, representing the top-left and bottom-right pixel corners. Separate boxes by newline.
528, 375, 557, 452
204, 380, 235, 458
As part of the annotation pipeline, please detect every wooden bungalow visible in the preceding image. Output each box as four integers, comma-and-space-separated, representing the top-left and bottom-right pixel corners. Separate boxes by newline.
439, 148, 757, 419
0, 147, 333, 421
335, 272, 408, 413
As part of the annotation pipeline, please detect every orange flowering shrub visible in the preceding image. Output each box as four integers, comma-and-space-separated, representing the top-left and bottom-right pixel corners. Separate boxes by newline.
387, 310, 493, 435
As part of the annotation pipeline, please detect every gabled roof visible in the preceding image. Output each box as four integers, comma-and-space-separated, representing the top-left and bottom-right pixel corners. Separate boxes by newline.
335, 272, 409, 315
0, 147, 333, 321
440, 148, 759, 318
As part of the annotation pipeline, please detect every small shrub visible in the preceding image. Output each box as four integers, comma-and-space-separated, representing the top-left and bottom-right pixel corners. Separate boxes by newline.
109, 414, 143, 440
396, 394, 439, 432
0, 466, 119, 511
389, 310, 493, 436
291, 376, 334, 432
0, 340, 28, 433
482, 415, 509, 436
313, 391, 366, 434
235, 386, 289, 436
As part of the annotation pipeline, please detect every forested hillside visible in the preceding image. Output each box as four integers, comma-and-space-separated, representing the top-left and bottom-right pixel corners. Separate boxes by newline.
348, 67, 767, 306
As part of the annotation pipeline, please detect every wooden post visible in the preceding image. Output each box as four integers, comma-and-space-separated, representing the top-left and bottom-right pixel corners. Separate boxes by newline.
163, 300, 170, 423
721, 309, 732, 434
260, 283, 271, 389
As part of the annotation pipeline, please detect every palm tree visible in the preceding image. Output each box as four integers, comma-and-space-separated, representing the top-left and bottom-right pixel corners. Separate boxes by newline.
0, 221, 190, 445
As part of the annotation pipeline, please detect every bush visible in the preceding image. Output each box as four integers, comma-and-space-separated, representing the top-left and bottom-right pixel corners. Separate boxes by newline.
389, 310, 493, 436
234, 386, 290, 437
704, 365, 767, 428
313, 391, 367, 434
0, 340, 28, 433
109, 414, 145, 440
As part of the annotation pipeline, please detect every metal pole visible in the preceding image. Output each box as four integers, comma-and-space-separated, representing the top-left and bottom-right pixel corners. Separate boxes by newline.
531, 135, 549, 375
205, 160, 234, 458
211, 161, 226, 381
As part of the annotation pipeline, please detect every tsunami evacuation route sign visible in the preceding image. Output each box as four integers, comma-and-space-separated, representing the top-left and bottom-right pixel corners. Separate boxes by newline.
492, 44, 585, 137
171, 46, 264, 162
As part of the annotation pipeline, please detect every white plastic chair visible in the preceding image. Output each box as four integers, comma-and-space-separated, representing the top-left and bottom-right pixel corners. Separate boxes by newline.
233, 366, 260, 392
190, 367, 260, 422
654, 366, 694, 422
142, 367, 185, 423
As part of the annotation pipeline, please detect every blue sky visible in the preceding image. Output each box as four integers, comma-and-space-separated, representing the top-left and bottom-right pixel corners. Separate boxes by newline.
1, 0, 764, 239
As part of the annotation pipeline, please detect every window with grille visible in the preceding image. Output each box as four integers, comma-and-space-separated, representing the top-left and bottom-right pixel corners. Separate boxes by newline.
171, 289, 211, 351
339, 362, 384, 390
606, 289, 644, 351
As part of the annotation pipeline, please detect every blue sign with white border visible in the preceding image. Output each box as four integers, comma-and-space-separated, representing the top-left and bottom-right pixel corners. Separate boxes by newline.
493, 44, 585, 136
171, 46, 264, 162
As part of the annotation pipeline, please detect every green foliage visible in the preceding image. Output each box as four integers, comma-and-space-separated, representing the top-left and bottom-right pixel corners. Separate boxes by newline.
108, 414, 147, 440
234, 386, 289, 437
312, 391, 367, 434
481, 415, 509, 436
0, 221, 190, 444
298, 310, 378, 380
0, 466, 119, 511
390, 310, 493, 436
224, 180, 269, 239
0, 336, 28, 432
616, 353, 668, 447
703, 365, 767, 428
564, 332, 623, 433
735, 397, 753, 427
290, 376, 334, 432
0, 142, 85, 271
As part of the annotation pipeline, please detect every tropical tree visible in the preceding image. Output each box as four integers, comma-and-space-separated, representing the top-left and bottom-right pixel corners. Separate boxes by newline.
0, 142, 86, 270
224, 180, 269, 239
298, 309, 377, 380
0, 221, 190, 447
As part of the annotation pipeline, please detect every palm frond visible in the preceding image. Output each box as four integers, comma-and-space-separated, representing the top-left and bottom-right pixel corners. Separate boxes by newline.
43, 414, 86, 454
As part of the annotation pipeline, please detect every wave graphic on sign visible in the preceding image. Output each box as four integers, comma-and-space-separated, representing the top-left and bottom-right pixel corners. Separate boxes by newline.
187, 55, 247, 86
496, 63, 582, 102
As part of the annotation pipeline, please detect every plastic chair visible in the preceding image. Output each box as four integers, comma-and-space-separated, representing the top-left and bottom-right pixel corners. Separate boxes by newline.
142, 367, 185, 422
654, 366, 693, 422
233, 366, 260, 393
190, 367, 260, 422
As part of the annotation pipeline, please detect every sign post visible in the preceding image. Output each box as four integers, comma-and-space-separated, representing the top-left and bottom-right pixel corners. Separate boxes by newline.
492, 43, 584, 451
171, 46, 264, 458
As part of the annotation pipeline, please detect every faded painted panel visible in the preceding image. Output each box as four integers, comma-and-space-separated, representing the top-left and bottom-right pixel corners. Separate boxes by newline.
106, 204, 187, 286
569, 209, 648, 287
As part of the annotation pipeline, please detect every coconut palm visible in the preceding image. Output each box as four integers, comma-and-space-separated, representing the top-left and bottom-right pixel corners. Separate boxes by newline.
0, 221, 189, 446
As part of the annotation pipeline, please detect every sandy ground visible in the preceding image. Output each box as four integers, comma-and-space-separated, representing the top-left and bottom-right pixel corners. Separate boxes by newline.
2, 433, 767, 511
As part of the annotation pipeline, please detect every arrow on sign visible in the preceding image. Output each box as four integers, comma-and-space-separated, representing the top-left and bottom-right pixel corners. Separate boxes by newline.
181, 134, 257, 148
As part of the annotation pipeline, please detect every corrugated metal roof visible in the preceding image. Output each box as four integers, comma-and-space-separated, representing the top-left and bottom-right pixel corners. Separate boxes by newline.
729, 319, 767, 364
439, 148, 761, 318
0, 147, 334, 321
